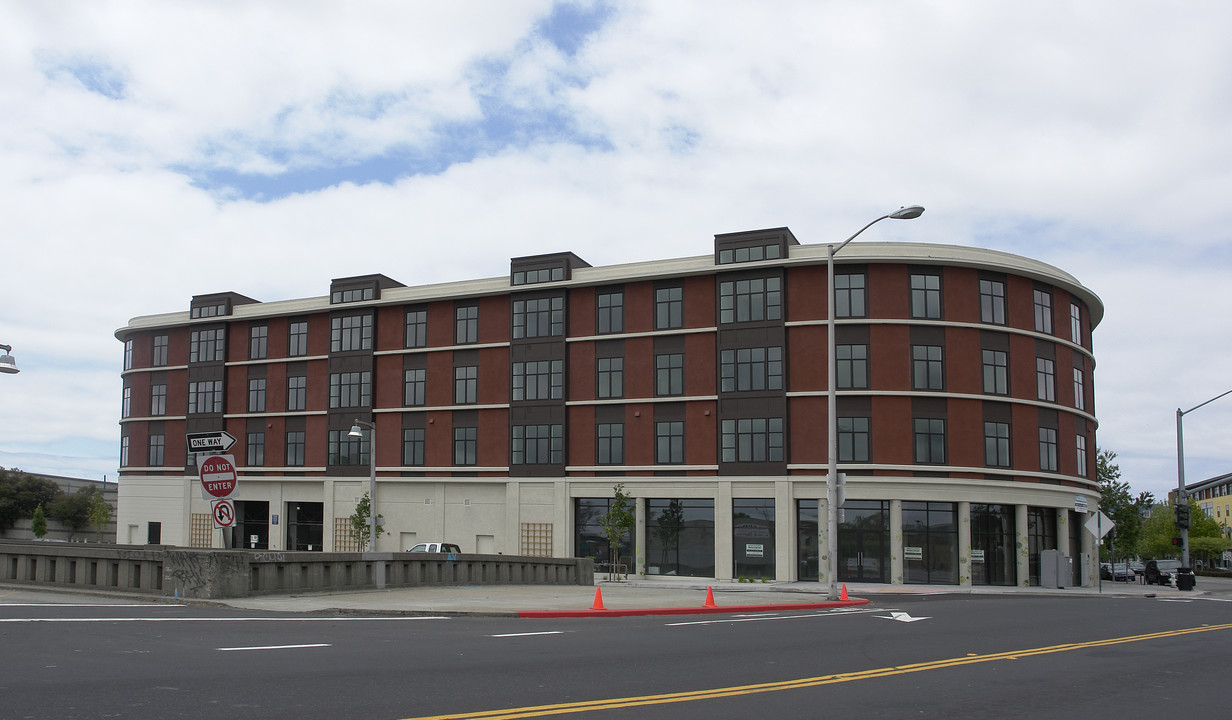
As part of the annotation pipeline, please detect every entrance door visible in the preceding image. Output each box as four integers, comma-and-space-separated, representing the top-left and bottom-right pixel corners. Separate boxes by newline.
233, 501, 270, 550
838, 501, 889, 583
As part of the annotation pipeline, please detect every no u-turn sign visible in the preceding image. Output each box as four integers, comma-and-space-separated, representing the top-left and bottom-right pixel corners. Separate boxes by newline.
212, 499, 236, 528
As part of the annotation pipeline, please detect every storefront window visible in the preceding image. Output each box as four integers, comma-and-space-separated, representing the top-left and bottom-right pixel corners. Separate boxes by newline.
970, 504, 1015, 585
646, 499, 715, 577
903, 501, 957, 584
733, 499, 775, 579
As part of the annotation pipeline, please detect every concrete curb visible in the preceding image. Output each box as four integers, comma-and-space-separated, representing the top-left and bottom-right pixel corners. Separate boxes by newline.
518, 598, 871, 618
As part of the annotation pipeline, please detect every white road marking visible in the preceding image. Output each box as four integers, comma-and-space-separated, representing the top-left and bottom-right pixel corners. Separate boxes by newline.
877, 611, 930, 622
666, 607, 888, 626
489, 631, 566, 638
0, 616, 449, 623
217, 643, 332, 651
0, 603, 185, 608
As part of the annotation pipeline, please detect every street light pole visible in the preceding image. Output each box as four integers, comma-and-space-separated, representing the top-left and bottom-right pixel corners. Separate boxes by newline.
825, 206, 924, 600
1176, 388, 1232, 567
348, 419, 378, 552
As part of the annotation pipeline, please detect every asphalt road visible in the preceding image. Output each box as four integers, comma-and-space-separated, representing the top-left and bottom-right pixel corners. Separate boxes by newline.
2, 587, 1231, 720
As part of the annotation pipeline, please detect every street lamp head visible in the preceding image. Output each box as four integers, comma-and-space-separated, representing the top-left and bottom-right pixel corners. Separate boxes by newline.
889, 205, 925, 220
0, 344, 17, 375
347, 423, 364, 438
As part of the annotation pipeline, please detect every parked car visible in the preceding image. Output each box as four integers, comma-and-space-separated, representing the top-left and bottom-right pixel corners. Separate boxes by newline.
1099, 563, 1113, 580
1145, 559, 1195, 587
406, 542, 462, 554
1128, 561, 1145, 578
1100, 563, 1135, 581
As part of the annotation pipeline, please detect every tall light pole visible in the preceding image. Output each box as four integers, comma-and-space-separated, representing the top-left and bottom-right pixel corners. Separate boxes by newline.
0, 344, 18, 374
826, 205, 924, 600
1176, 389, 1232, 567
348, 419, 378, 552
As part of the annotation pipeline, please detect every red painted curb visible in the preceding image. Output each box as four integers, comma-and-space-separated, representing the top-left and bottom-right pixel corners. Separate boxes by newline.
518, 598, 869, 618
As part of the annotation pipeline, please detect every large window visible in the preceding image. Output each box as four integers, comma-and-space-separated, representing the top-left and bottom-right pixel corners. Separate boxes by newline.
329, 371, 371, 409
513, 296, 564, 339
837, 417, 870, 462
1073, 367, 1085, 410
1070, 303, 1082, 344
328, 429, 368, 466
597, 291, 623, 334
454, 427, 477, 466
720, 347, 783, 392
719, 276, 782, 324
720, 418, 784, 463
656, 353, 684, 396
1076, 434, 1089, 478
911, 345, 944, 390
903, 501, 958, 585
1036, 358, 1056, 401
124, 339, 133, 370
984, 421, 1010, 467
655, 421, 684, 464
152, 335, 169, 366
150, 384, 166, 416
511, 424, 564, 465
732, 498, 776, 580
914, 418, 946, 464
249, 325, 268, 360
286, 431, 305, 466
512, 360, 563, 401
403, 428, 425, 466
834, 273, 866, 318
404, 368, 426, 406
289, 321, 308, 356
910, 274, 942, 319
330, 314, 372, 352
971, 504, 1016, 586
455, 305, 479, 344
122, 387, 131, 418
1039, 427, 1058, 472
646, 499, 715, 578
148, 434, 165, 466
1033, 290, 1053, 334
982, 350, 1008, 395
248, 378, 266, 412
980, 279, 1006, 324
834, 344, 867, 390
597, 357, 624, 399
287, 376, 306, 411
188, 381, 222, 414
405, 309, 427, 348
597, 423, 624, 465
246, 432, 264, 467
655, 287, 683, 330
454, 365, 478, 404
190, 328, 225, 362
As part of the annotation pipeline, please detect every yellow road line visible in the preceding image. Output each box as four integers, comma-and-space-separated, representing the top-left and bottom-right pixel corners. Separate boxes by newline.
403, 623, 1232, 720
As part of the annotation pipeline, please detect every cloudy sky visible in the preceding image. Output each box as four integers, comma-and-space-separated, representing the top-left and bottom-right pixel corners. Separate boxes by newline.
1, 1, 1229, 502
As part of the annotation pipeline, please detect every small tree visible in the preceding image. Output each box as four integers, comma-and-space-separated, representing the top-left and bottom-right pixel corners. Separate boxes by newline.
31, 504, 47, 539
348, 491, 384, 551
88, 491, 113, 542
49, 489, 96, 541
598, 484, 635, 580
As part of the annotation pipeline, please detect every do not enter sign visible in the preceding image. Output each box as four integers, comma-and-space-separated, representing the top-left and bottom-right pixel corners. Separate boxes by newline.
199, 454, 238, 500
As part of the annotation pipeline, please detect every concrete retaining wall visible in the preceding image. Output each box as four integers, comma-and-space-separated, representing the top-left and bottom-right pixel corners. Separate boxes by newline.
0, 540, 594, 599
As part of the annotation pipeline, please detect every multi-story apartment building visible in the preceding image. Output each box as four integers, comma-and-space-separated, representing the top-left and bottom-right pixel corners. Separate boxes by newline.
116, 227, 1102, 586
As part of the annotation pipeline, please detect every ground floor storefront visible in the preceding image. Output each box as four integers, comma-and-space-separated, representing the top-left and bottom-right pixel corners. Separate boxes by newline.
116, 473, 1099, 588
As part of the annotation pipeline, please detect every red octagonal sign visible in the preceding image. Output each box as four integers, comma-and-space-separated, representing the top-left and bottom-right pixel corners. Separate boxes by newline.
199, 454, 237, 499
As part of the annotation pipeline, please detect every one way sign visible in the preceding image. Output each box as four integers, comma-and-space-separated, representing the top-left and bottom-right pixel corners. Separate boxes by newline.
187, 431, 237, 453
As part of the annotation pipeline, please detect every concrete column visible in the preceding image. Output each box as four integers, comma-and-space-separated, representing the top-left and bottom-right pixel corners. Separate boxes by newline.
775, 480, 792, 582
958, 501, 972, 586
890, 499, 904, 585
322, 478, 336, 551
553, 480, 569, 557
505, 480, 520, 556
818, 497, 832, 587
715, 482, 733, 581
1016, 504, 1030, 587
1057, 507, 1072, 586
635, 496, 646, 575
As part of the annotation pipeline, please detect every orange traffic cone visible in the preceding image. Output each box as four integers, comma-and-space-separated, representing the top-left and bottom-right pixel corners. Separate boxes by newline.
840, 583, 849, 601
591, 587, 606, 610
704, 586, 717, 607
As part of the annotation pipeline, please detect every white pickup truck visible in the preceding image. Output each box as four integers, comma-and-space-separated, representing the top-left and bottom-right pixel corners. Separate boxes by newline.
406, 542, 462, 554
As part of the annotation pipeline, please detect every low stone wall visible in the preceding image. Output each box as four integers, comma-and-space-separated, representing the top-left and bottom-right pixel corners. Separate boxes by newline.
0, 540, 594, 599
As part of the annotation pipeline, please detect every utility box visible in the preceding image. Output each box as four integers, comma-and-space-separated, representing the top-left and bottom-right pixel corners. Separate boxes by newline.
1041, 549, 1072, 588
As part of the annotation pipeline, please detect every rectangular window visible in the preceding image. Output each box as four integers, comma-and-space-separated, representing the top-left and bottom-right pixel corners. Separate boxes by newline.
330, 314, 372, 352
979, 280, 1006, 325
984, 422, 1010, 467
834, 273, 866, 318
454, 427, 477, 466
721, 346, 784, 392
331, 287, 374, 304
188, 381, 222, 414
329, 371, 372, 408
152, 335, 169, 366
718, 243, 781, 264
122, 387, 131, 418
249, 325, 268, 360
189, 328, 225, 362
120, 436, 129, 467
1039, 427, 1058, 472
512, 296, 564, 339
656, 353, 684, 396
124, 339, 133, 370
719, 276, 782, 324
289, 321, 308, 357
655, 287, 683, 330
1076, 435, 1088, 477
597, 291, 624, 334
1073, 367, 1085, 410
455, 305, 479, 344
655, 421, 684, 464
328, 429, 368, 466
404, 368, 426, 406
597, 423, 624, 465
511, 424, 564, 465
910, 274, 942, 319
512, 360, 563, 401
1070, 303, 1082, 344
148, 434, 165, 466
454, 365, 478, 404
403, 427, 425, 466
287, 376, 306, 411
1036, 358, 1056, 402
721, 418, 784, 463
150, 384, 166, 416
248, 378, 267, 412
914, 418, 946, 464
982, 350, 1008, 395
833, 345, 867, 390
405, 309, 427, 348
246, 432, 265, 466
286, 431, 305, 466
1033, 290, 1053, 334
596, 356, 624, 399
912, 345, 944, 391
837, 417, 870, 462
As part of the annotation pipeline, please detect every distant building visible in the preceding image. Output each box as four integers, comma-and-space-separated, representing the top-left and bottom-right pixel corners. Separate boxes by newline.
1174, 472, 1232, 539
115, 227, 1102, 586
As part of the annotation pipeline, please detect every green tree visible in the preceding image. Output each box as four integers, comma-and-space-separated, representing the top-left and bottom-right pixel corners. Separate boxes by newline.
1139, 504, 1178, 559
0, 469, 62, 531
348, 491, 383, 551
598, 483, 635, 580
1096, 449, 1152, 560
88, 490, 113, 542
31, 504, 47, 539
49, 488, 97, 540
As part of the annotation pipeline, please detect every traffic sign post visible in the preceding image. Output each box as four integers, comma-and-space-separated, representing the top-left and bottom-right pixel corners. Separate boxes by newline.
212, 499, 236, 528
199, 454, 238, 500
